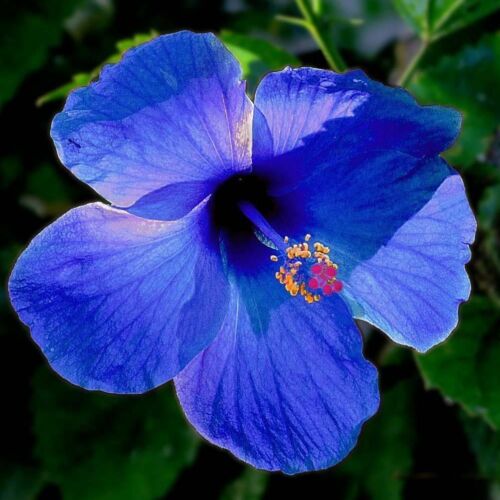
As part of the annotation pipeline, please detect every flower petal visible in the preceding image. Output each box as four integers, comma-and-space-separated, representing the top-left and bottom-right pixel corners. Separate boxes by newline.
175, 240, 379, 474
342, 175, 476, 352
266, 145, 475, 351
252, 67, 460, 191
269, 150, 451, 275
51, 31, 252, 220
9, 201, 229, 393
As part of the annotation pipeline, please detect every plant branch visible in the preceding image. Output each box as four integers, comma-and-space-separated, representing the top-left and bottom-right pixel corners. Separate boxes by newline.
275, 14, 309, 28
432, 0, 465, 35
294, 0, 346, 72
396, 40, 428, 87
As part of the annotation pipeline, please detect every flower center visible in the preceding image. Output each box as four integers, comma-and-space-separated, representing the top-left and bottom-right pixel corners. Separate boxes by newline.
238, 201, 343, 304
271, 235, 343, 303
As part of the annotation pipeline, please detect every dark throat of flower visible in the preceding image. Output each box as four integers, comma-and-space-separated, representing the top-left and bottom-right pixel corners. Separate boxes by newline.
238, 201, 343, 304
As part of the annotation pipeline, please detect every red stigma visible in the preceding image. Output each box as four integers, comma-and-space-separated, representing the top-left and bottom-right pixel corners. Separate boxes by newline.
311, 264, 322, 275
325, 266, 336, 278
273, 235, 343, 303
308, 278, 319, 290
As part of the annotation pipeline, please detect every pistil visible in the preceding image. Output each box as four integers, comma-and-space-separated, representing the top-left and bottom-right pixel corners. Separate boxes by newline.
238, 201, 343, 303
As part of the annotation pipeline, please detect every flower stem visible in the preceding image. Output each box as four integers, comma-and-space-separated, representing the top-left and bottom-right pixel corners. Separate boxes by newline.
294, 0, 346, 72
396, 40, 428, 87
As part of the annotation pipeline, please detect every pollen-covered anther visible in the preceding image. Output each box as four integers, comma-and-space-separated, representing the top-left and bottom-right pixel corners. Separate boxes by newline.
274, 235, 343, 303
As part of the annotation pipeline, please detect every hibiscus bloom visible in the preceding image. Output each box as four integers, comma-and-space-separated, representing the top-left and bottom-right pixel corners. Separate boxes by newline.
9, 31, 476, 473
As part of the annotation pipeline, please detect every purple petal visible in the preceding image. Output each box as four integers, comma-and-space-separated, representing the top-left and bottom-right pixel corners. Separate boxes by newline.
269, 151, 451, 275
51, 31, 252, 220
9, 201, 229, 393
252, 67, 460, 192
342, 175, 476, 351
251, 66, 475, 352
175, 240, 379, 473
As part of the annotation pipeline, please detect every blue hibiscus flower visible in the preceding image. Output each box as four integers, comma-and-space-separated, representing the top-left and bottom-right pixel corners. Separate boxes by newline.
9, 31, 476, 474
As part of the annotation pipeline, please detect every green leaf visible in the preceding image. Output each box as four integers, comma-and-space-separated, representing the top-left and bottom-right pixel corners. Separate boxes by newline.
33, 369, 199, 500
410, 33, 500, 167
479, 183, 500, 232
475, 181, 500, 303
392, 0, 500, 41
335, 379, 416, 500
220, 31, 299, 93
220, 468, 269, 500
36, 73, 92, 107
0, 0, 86, 107
461, 413, 500, 480
112, 33, 160, 57
416, 297, 500, 429
36, 31, 158, 106
431, 0, 500, 40
392, 0, 431, 38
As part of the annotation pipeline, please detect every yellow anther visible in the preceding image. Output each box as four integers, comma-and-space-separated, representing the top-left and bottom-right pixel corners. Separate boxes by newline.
271, 234, 341, 303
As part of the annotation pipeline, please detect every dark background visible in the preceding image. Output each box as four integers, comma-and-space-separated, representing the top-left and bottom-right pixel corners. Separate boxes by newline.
1, 1, 499, 499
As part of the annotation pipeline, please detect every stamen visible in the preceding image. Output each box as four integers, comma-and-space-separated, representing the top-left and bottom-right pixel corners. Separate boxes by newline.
274, 234, 343, 303
237, 201, 343, 304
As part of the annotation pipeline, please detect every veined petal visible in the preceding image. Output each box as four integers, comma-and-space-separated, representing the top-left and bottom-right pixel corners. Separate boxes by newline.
51, 31, 253, 220
252, 67, 460, 192
269, 150, 451, 275
266, 147, 475, 352
252, 67, 475, 352
9, 201, 229, 393
342, 175, 476, 352
175, 240, 379, 474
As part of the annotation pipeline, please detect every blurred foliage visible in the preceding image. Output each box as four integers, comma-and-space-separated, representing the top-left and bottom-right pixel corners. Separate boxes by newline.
335, 379, 416, 500
392, 0, 500, 41
220, 468, 269, 500
220, 31, 299, 93
0, 1, 499, 499
462, 413, 500, 481
0, 0, 88, 107
0, 465, 43, 500
410, 33, 500, 167
416, 298, 500, 429
32, 369, 199, 500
